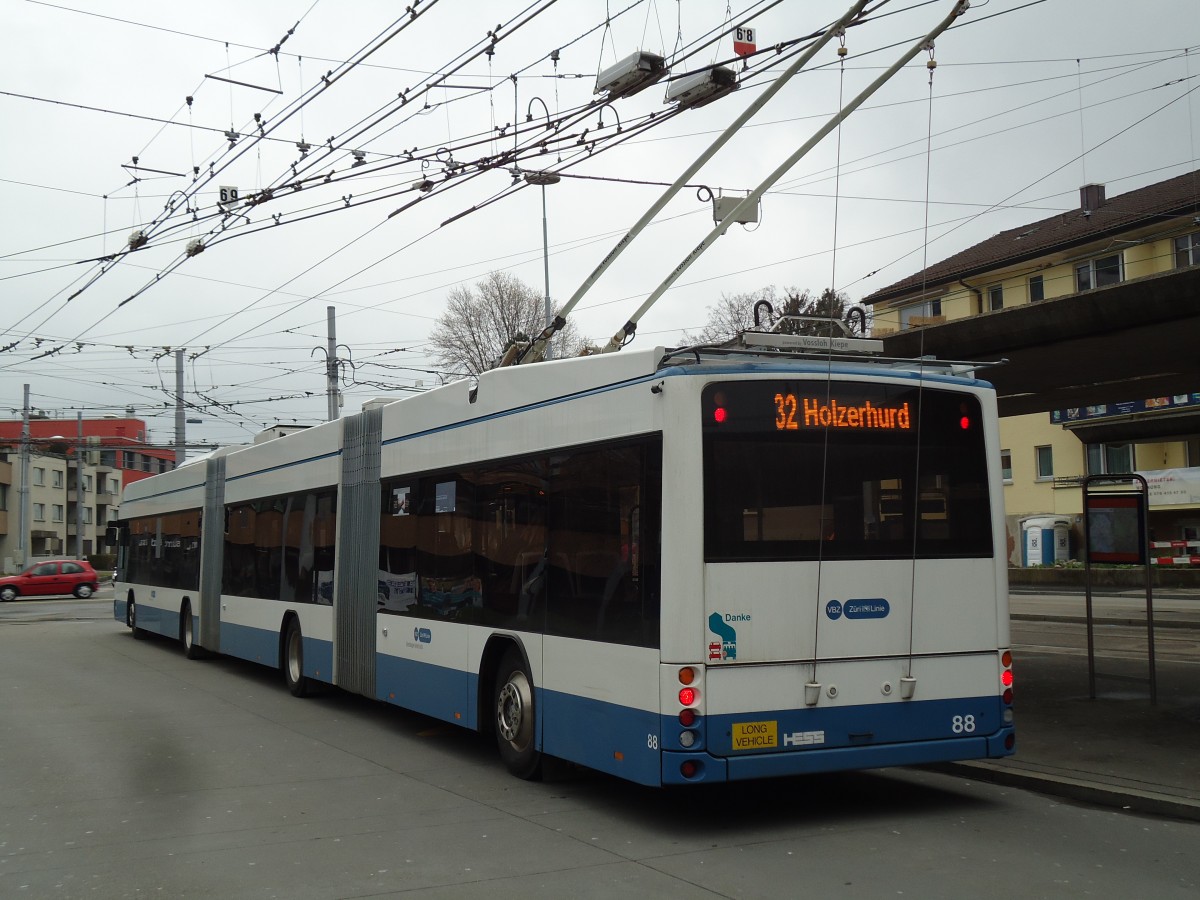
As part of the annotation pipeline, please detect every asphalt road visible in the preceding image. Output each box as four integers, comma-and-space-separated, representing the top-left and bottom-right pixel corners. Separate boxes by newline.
1, 597, 1197, 899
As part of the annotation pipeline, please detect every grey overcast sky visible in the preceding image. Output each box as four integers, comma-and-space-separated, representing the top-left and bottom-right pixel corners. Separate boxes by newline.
2, 0, 1198, 449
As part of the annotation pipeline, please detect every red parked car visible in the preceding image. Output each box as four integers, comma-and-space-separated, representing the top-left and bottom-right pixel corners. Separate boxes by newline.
0, 559, 100, 601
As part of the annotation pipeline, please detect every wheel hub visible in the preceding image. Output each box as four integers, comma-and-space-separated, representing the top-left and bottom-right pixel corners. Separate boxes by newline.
497, 681, 525, 743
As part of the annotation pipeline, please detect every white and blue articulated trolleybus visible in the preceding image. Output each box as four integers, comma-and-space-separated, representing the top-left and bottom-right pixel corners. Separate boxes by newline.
113, 338, 1015, 786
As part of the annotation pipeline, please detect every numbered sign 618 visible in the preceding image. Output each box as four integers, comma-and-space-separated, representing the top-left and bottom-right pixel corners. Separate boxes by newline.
734, 26, 756, 57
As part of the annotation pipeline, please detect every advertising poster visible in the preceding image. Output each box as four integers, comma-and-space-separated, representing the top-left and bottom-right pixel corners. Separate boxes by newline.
1086, 494, 1145, 564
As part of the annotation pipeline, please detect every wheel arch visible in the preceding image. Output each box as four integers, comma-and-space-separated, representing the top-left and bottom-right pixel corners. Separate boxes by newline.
477, 634, 529, 738
277, 609, 302, 669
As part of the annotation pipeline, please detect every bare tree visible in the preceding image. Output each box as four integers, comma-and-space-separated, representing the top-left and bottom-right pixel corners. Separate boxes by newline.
683, 286, 782, 344
428, 271, 590, 376
683, 285, 863, 345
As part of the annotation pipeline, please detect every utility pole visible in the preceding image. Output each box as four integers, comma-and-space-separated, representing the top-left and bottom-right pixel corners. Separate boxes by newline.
174, 349, 186, 465
310, 306, 346, 423
15, 384, 30, 567
326, 306, 339, 421
75, 412, 84, 560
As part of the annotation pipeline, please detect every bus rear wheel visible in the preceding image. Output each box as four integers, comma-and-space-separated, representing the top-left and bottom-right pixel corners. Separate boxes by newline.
181, 601, 203, 659
283, 619, 310, 698
493, 647, 542, 779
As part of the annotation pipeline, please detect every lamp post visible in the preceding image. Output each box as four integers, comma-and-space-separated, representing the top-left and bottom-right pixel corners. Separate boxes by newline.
523, 170, 560, 358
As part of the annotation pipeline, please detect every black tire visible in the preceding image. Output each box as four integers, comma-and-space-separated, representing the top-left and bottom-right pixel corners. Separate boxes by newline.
493, 647, 542, 779
0, 586, 17, 602
74, 583, 94, 599
181, 602, 203, 659
283, 618, 310, 697
128, 596, 146, 640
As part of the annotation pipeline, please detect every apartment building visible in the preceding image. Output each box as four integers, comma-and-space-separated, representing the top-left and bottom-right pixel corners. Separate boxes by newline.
863, 169, 1200, 563
0, 415, 166, 570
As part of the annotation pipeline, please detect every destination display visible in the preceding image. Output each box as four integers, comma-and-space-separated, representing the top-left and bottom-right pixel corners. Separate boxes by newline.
703, 381, 951, 435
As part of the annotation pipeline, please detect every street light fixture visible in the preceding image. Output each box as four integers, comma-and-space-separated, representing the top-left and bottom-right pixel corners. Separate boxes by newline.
523, 171, 561, 358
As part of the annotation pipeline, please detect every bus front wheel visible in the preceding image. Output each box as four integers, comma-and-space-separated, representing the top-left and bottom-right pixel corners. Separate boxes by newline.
493, 647, 542, 779
283, 619, 310, 698
128, 597, 146, 640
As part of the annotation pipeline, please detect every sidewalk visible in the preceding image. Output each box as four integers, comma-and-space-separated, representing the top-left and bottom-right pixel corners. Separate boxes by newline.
940, 590, 1200, 821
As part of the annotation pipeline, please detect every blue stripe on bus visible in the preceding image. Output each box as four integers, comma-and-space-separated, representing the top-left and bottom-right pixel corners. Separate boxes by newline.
219, 620, 333, 683
135, 601, 179, 639
221, 620, 280, 667
305, 636, 334, 684
225, 448, 343, 482
540, 689, 663, 787
373, 653, 1012, 786
377, 654, 476, 727
660, 725, 1014, 784
373, 654, 664, 786
381, 373, 667, 447
705, 695, 1009, 757
225, 449, 341, 483
661, 360, 993, 390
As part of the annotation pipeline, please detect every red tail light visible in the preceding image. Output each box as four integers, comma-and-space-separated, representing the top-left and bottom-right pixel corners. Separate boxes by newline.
1000, 650, 1013, 702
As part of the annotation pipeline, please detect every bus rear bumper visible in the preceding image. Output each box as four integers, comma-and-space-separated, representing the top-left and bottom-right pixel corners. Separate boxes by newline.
662, 725, 1015, 784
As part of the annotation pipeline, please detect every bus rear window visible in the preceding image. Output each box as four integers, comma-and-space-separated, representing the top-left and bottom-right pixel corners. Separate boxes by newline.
702, 380, 992, 561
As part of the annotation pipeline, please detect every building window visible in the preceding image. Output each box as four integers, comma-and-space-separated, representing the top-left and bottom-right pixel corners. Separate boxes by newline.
52, 504, 64, 522
1075, 253, 1122, 291
1028, 274, 1044, 302
987, 284, 1003, 311
82, 507, 93, 524
34, 467, 45, 486
52, 470, 64, 488
122, 451, 135, 469
141, 456, 151, 472
0, 484, 6, 510
1001, 449, 1013, 483
1035, 446, 1054, 480
81, 474, 92, 492
899, 298, 942, 328
1087, 442, 1134, 475
1176, 233, 1200, 268
33, 503, 46, 522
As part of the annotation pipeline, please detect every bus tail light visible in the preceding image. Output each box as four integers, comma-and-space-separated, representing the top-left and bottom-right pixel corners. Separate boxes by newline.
1000, 649, 1014, 723
676, 666, 702, 749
